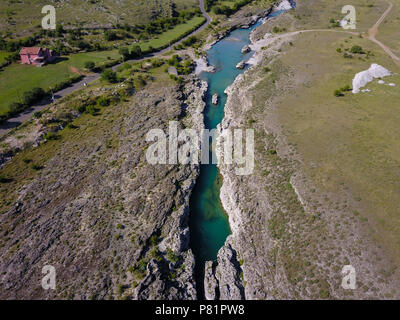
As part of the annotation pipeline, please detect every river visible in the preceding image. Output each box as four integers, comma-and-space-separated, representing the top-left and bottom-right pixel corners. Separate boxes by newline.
189, 3, 295, 299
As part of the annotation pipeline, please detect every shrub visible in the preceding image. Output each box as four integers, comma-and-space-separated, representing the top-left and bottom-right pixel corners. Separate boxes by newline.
166, 248, 179, 264
119, 47, 130, 61
43, 132, 60, 140
22, 87, 46, 106
340, 85, 351, 92
130, 45, 142, 58
101, 69, 117, 83
33, 111, 42, 119
9, 102, 24, 115
350, 45, 364, 54
84, 61, 96, 71
334, 89, 344, 97
97, 96, 110, 107
114, 234, 122, 240
104, 30, 118, 41
30, 164, 43, 170
66, 123, 78, 129
85, 105, 98, 115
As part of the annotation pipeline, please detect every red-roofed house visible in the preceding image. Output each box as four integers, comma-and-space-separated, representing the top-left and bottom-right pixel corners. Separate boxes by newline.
20, 47, 55, 66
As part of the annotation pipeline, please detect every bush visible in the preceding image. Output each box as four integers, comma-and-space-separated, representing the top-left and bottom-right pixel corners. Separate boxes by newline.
119, 47, 130, 61
166, 248, 179, 264
84, 61, 96, 71
334, 89, 344, 97
22, 87, 46, 106
85, 105, 98, 115
130, 45, 142, 58
104, 30, 118, 41
101, 69, 117, 83
30, 164, 43, 170
33, 111, 42, 119
340, 85, 352, 92
43, 132, 60, 140
97, 96, 110, 107
9, 102, 24, 115
350, 45, 364, 54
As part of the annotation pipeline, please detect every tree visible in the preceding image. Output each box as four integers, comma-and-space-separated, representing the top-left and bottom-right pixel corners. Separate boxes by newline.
119, 47, 130, 61
84, 61, 96, 71
130, 45, 142, 58
101, 69, 117, 83
350, 45, 364, 54
55, 24, 64, 37
22, 87, 46, 105
104, 30, 118, 41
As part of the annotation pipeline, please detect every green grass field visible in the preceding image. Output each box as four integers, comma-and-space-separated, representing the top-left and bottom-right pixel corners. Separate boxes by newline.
138, 16, 206, 51
0, 50, 120, 116
255, 0, 400, 262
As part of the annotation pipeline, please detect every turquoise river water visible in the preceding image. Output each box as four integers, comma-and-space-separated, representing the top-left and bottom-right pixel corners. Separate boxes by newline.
188, 5, 294, 298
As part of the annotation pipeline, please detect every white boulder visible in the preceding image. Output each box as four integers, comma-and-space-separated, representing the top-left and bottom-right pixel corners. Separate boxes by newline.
352, 64, 391, 93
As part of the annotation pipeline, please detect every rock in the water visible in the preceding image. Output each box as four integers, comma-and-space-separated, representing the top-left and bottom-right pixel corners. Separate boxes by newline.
236, 61, 246, 69
241, 45, 250, 54
212, 93, 219, 105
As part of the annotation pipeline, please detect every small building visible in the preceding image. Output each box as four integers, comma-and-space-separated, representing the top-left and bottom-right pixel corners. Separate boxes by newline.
20, 47, 55, 67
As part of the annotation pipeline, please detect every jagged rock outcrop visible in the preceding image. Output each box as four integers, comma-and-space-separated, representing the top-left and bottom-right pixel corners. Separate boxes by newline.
204, 241, 245, 300
204, 261, 218, 300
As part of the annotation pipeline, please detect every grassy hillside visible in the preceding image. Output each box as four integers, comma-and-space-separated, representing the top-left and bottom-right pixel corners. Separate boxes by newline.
239, 0, 400, 297
0, 0, 198, 36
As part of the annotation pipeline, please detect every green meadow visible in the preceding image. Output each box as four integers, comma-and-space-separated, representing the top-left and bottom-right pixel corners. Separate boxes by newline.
0, 50, 120, 116
138, 16, 205, 51
0, 13, 206, 117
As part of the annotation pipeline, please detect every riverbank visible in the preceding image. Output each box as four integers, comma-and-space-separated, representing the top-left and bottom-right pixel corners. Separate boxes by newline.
208, 0, 400, 299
